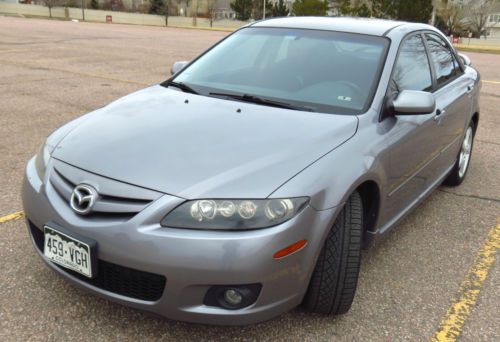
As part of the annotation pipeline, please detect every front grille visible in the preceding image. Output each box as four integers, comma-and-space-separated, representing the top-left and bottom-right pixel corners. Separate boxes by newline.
29, 221, 166, 301
49, 160, 162, 222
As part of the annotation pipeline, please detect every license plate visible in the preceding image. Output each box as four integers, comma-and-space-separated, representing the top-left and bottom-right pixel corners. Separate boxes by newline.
43, 225, 95, 278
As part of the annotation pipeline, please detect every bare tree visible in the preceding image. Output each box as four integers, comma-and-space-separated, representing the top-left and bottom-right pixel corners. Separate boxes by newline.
163, 0, 170, 26
438, 0, 465, 34
464, 0, 499, 38
43, 0, 60, 18
192, 0, 199, 27
207, 0, 217, 27
150, 0, 171, 26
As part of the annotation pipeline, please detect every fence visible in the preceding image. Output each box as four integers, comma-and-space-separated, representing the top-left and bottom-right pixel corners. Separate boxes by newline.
0, 3, 246, 30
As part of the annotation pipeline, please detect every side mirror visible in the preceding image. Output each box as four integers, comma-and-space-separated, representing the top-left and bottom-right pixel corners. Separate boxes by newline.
458, 53, 471, 66
171, 61, 189, 76
392, 90, 436, 115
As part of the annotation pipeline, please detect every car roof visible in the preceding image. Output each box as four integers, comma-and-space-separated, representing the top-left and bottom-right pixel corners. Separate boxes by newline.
250, 17, 431, 37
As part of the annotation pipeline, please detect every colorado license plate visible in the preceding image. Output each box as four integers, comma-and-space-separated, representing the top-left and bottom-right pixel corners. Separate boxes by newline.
43, 225, 94, 278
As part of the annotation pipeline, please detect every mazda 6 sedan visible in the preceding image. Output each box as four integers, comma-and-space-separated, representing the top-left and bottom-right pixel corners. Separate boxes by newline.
23, 17, 480, 325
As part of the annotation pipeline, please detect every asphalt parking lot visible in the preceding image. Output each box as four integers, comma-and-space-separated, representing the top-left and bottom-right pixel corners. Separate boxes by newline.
0, 16, 499, 341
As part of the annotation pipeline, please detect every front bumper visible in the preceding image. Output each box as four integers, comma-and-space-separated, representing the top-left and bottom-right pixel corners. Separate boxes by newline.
22, 157, 339, 325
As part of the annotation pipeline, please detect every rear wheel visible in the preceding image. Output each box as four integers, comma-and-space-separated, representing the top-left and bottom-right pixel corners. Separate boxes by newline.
303, 191, 362, 315
443, 121, 475, 186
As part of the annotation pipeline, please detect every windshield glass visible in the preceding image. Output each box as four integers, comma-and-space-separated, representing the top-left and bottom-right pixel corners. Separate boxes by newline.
171, 27, 389, 114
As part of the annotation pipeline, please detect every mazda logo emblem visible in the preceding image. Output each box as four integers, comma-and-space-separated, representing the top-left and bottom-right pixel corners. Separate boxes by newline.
70, 184, 98, 215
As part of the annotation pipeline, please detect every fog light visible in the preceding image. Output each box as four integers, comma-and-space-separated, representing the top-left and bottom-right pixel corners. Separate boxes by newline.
203, 284, 262, 310
224, 289, 243, 306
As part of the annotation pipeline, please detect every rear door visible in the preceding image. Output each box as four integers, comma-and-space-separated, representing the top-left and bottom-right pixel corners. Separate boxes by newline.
423, 33, 472, 177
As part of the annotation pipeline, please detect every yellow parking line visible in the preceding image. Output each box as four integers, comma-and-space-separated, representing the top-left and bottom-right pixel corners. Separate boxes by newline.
483, 80, 500, 85
0, 211, 24, 224
431, 223, 500, 342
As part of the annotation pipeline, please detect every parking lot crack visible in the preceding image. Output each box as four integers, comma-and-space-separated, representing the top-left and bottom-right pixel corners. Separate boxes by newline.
0, 60, 149, 86
438, 189, 500, 203
476, 139, 500, 146
0, 77, 71, 86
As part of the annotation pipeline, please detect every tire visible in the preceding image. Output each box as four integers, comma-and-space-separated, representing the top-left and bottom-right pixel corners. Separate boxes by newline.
302, 191, 363, 315
443, 121, 475, 186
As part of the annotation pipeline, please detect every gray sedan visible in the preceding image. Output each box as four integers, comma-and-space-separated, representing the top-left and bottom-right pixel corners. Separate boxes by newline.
22, 17, 480, 325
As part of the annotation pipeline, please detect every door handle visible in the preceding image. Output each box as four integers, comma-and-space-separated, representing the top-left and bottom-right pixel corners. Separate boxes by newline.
434, 109, 445, 121
466, 84, 474, 94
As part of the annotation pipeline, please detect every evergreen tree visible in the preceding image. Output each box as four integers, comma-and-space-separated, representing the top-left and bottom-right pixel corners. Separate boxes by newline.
371, 0, 397, 19
354, 3, 371, 17
292, 0, 328, 16
231, 0, 253, 20
91, 0, 98, 9
396, 0, 433, 23
252, 0, 273, 19
371, 0, 434, 23
338, 0, 352, 15
149, 0, 164, 14
271, 0, 289, 17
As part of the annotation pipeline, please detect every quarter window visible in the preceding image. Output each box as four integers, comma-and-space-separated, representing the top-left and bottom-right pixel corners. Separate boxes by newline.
390, 34, 433, 93
425, 33, 461, 87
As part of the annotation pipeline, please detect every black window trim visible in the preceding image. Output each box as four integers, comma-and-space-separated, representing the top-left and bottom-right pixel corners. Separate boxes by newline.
423, 31, 465, 92
379, 30, 434, 121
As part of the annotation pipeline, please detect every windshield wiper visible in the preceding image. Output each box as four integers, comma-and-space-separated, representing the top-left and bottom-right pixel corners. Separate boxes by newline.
209, 92, 314, 112
165, 81, 199, 94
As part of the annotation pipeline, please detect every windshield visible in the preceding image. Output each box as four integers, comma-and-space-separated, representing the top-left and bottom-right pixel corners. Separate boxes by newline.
170, 27, 389, 114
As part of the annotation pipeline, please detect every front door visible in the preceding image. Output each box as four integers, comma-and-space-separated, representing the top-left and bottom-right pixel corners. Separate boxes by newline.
382, 33, 442, 224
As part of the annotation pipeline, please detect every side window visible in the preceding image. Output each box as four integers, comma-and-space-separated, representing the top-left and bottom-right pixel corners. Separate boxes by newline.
390, 34, 433, 94
425, 33, 461, 87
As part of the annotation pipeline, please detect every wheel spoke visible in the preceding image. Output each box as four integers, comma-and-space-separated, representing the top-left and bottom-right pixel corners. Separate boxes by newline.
458, 127, 473, 178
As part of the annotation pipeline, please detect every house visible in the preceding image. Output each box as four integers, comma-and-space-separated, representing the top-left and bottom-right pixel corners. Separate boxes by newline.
487, 12, 500, 37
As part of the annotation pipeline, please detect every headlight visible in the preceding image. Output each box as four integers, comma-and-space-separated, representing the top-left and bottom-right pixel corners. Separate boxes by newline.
161, 197, 309, 230
34, 141, 52, 180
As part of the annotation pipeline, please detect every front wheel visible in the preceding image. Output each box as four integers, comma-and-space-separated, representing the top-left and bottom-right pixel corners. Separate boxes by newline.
302, 191, 362, 315
443, 121, 475, 186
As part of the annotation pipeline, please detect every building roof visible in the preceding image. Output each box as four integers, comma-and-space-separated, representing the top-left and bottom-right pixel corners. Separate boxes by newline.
251, 17, 421, 36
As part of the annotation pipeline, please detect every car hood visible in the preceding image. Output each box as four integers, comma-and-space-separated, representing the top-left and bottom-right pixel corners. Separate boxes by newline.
53, 85, 358, 199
